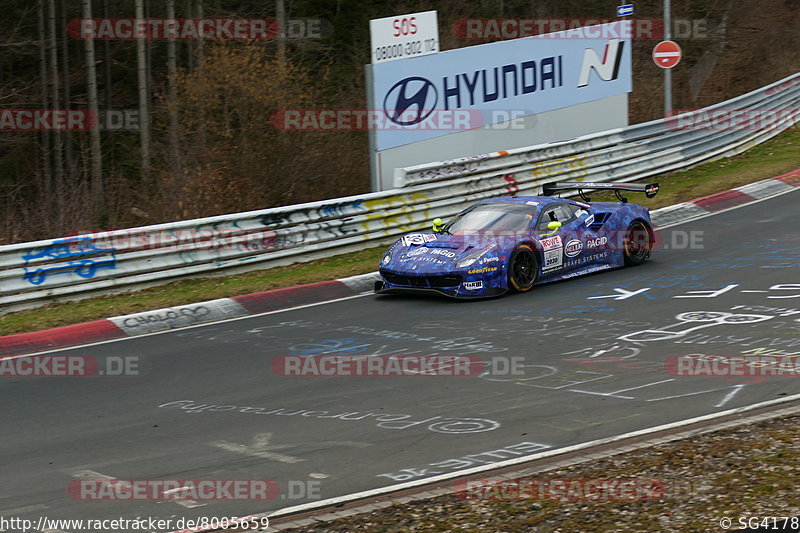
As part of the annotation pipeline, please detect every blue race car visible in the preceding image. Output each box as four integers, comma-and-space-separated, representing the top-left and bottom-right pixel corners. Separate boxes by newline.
375, 181, 658, 298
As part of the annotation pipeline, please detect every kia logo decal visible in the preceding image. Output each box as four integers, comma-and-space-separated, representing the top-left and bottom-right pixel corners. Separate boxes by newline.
383, 76, 438, 125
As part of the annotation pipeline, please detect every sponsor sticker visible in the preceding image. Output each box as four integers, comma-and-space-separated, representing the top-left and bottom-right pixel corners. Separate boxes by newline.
540, 235, 563, 271
539, 235, 562, 251
560, 264, 612, 279
408, 256, 446, 264
564, 252, 608, 267
463, 281, 484, 290
430, 248, 456, 258
402, 233, 437, 246
585, 214, 595, 227
467, 266, 498, 274
587, 236, 608, 248
543, 249, 562, 270
406, 246, 428, 257
564, 239, 583, 258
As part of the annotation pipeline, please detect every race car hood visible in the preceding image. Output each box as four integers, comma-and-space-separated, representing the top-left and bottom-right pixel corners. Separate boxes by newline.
382, 233, 508, 271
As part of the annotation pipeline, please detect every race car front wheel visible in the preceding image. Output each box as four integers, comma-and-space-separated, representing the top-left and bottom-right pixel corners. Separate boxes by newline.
508, 244, 538, 292
623, 221, 652, 266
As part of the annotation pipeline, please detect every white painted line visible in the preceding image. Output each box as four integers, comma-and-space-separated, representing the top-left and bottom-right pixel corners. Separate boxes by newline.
70, 469, 115, 480
0, 503, 48, 515
655, 180, 800, 229
9, 180, 800, 359
266, 392, 800, 520
161, 486, 207, 509
69, 469, 206, 509
10, 293, 370, 357
715, 384, 746, 408
570, 378, 675, 398
211, 433, 305, 464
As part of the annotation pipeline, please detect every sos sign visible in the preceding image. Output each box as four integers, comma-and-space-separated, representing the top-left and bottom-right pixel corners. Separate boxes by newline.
393, 17, 417, 36
370, 10, 439, 64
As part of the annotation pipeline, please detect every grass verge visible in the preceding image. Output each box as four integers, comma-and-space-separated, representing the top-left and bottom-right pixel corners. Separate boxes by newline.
586, 128, 799, 207
1, 128, 797, 336
279, 411, 800, 532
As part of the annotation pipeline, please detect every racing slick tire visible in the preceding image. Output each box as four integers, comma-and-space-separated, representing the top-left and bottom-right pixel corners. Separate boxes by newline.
508, 244, 538, 292
623, 220, 652, 266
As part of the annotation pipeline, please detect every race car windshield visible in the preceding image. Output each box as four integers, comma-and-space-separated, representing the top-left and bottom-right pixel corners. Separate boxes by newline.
446, 204, 538, 235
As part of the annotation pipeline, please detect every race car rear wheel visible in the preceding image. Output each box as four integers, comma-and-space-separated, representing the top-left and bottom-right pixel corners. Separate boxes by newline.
623, 221, 652, 266
508, 244, 538, 292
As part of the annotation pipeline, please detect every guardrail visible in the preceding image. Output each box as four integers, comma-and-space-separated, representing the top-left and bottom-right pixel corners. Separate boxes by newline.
395, 74, 800, 188
1, 73, 798, 313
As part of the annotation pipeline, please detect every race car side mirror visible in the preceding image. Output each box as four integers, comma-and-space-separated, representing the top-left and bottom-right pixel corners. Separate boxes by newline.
547, 221, 562, 231
432, 218, 445, 232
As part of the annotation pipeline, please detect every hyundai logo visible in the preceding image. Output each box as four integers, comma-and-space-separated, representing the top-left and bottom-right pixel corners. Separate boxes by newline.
383, 76, 438, 125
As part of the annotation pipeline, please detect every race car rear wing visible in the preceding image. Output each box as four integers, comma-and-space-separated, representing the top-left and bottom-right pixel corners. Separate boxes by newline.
542, 181, 659, 203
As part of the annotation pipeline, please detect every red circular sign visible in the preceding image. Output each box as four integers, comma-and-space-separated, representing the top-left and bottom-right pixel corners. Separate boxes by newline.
653, 40, 682, 69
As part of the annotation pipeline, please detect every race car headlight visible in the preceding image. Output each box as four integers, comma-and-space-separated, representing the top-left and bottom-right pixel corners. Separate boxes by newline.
456, 245, 495, 268
381, 243, 397, 266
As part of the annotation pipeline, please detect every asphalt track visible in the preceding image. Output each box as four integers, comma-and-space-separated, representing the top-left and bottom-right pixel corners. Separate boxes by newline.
3, 188, 800, 530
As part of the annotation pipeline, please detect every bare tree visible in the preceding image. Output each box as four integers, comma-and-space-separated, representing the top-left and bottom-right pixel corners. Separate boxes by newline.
102, 0, 112, 111
82, 0, 103, 216
47, 0, 64, 221
195, 0, 204, 66
194, 0, 206, 153
60, 0, 75, 180
276, 0, 286, 62
185, 0, 194, 72
166, 0, 180, 176
136, 0, 150, 179
37, 0, 52, 213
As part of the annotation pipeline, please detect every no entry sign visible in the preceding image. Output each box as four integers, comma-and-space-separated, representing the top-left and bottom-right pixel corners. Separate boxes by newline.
653, 40, 681, 68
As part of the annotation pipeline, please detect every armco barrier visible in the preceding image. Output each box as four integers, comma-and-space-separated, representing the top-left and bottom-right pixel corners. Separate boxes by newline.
394, 73, 800, 189
0, 73, 798, 313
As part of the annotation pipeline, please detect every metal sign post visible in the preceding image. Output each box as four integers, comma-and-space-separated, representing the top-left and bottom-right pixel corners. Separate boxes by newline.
664, 0, 672, 116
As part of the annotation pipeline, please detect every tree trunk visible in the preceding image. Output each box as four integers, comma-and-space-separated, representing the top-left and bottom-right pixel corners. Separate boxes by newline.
145, 0, 152, 125
136, 0, 151, 180
102, 0, 113, 113
194, 0, 206, 156
37, 0, 52, 222
166, 0, 181, 179
82, 0, 104, 218
276, 0, 286, 62
47, 0, 65, 226
195, 0, 204, 66
185, 0, 193, 72
60, 0, 75, 183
